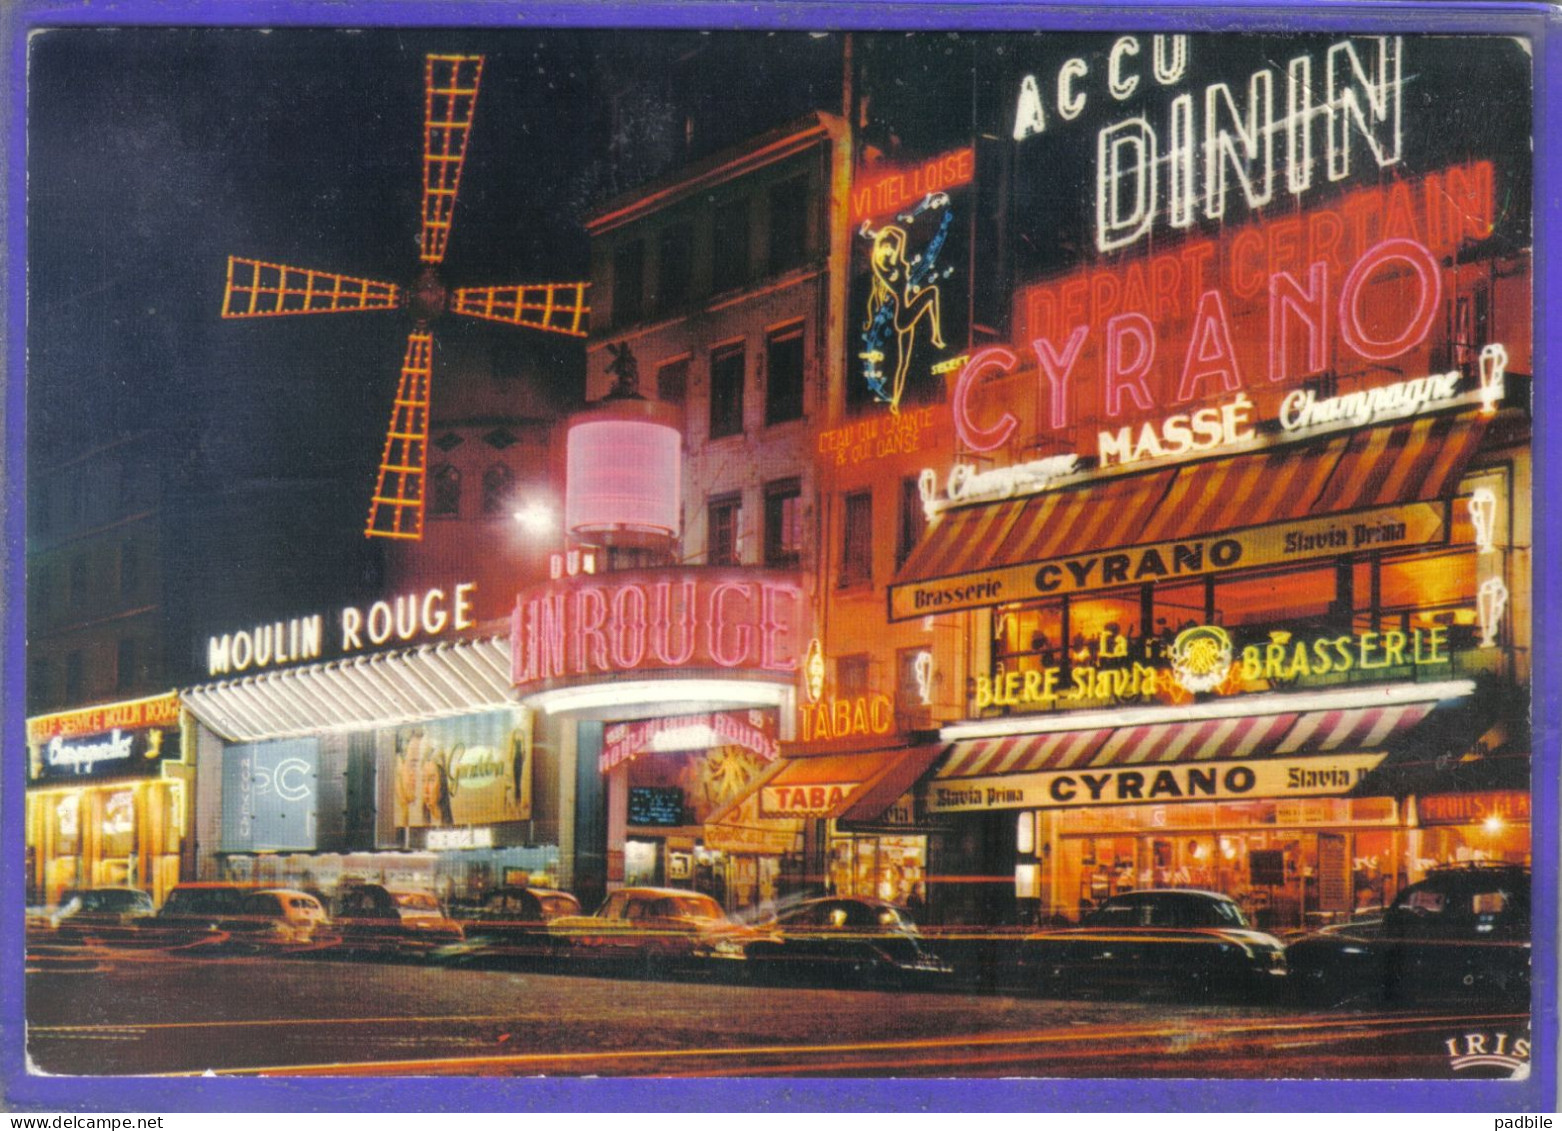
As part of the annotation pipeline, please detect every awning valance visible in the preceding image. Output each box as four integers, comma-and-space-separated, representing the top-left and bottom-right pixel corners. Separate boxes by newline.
710, 743, 945, 825
893, 411, 1487, 613
181, 637, 516, 742
936, 682, 1470, 779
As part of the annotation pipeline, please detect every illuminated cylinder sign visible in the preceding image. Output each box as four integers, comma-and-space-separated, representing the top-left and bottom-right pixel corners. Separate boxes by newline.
565, 418, 682, 540
511, 569, 803, 689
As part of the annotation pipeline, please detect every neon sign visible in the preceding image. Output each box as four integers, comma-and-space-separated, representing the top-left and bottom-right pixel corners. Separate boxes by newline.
1279, 368, 1462, 432
510, 570, 803, 688
1012, 36, 1405, 252
798, 694, 895, 743
860, 193, 953, 413
1097, 394, 1255, 469
955, 162, 1497, 456
851, 147, 974, 225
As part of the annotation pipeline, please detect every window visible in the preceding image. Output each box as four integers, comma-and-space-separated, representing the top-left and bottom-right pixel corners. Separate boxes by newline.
656, 357, 689, 407
655, 223, 693, 312
481, 464, 514, 517
708, 494, 741, 566
840, 490, 873, 585
709, 343, 745, 439
896, 475, 925, 569
765, 323, 806, 425
768, 175, 809, 275
118, 539, 139, 598
711, 198, 750, 292
612, 239, 645, 327
763, 479, 803, 569
837, 654, 871, 698
115, 639, 137, 692
430, 465, 462, 517
64, 651, 84, 702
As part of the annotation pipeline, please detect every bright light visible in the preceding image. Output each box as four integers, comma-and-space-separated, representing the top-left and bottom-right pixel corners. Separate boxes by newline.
512, 502, 554, 534
525, 679, 793, 717
1484, 815, 1505, 834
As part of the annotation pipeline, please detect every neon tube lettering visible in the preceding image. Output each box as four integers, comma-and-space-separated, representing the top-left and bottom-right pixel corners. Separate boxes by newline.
952, 346, 1020, 452
1338, 237, 1440, 360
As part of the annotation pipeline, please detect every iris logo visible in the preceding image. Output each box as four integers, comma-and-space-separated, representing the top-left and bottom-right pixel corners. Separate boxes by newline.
1445, 1031, 1530, 1078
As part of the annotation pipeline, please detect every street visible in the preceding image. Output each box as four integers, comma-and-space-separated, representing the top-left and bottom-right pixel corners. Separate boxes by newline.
24, 944, 1530, 1079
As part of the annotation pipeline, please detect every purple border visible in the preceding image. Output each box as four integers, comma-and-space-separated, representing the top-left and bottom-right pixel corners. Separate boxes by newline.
3, 0, 1556, 1113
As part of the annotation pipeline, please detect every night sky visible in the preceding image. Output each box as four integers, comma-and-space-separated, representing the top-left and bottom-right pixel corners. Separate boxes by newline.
26, 27, 850, 651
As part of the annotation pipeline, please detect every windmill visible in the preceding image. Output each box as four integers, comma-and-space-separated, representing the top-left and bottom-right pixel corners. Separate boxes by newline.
220, 54, 590, 540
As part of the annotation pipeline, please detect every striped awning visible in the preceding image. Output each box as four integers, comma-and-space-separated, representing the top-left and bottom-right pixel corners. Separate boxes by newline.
709, 743, 945, 823
898, 411, 1486, 587
181, 637, 517, 742
938, 697, 1441, 779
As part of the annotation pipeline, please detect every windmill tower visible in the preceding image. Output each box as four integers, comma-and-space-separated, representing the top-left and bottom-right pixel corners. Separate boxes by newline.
220, 54, 590, 540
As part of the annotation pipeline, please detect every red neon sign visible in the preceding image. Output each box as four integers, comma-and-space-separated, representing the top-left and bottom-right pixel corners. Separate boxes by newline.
511, 569, 804, 688
953, 161, 1497, 452
851, 147, 974, 224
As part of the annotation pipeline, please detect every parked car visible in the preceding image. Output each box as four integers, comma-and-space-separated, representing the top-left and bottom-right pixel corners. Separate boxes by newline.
28, 887, 156, 945
444, 886, 581, 964
1020, 889, 1288, 999
550, 886, 756, 974
218, 889, 331, 947
146, 882, 256, 948
742, 897, 952, 988
330, 884, 464, 957
1287, 864, 1530, 1006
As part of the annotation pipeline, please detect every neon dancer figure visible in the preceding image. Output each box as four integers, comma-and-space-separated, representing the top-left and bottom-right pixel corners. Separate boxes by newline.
860, 191, 953, 413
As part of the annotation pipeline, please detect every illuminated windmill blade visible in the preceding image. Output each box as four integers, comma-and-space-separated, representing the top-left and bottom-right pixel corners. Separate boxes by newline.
365, 331, 435, 540
420, 54, 485, 265
221, 257, 401, 318
450, 282, 591, 338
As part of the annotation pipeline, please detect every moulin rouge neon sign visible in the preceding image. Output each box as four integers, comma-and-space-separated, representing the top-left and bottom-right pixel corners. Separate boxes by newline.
952, 160, 1495, 455
1013, 36, 1404, 253
511, 570, 803, 688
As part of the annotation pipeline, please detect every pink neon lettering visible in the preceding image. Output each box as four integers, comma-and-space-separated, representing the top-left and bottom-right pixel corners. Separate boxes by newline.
610, 584, 647, 670
1269, 261, 1330, 383
1104, 312, 1157, 416
1034, 326, 1091, 431
1338, 237, 1441, 360
1176, 290, 1243, 401
952, 347, 1020, 452
572, 587, 609, 674
708, 582, 755, 668
648, 579, 697, 666
759, 583, 800, 671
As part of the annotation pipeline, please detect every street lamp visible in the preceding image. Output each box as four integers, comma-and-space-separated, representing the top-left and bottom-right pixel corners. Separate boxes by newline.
512, 501, 554, 536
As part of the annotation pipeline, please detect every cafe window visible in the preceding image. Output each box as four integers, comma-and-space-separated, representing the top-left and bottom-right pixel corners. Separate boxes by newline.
765, 323, 805, 425
768, 175, 809, 275
1213, 564, 1336, 629
708, 494, 741, 566
840, 490, 873, 586
763, 479, 803, 570
656, 356, 689, 407
655, 223, 693, 312
709, 343, 746, 439
612, 239, 645, 327
712, 198, 750, 293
